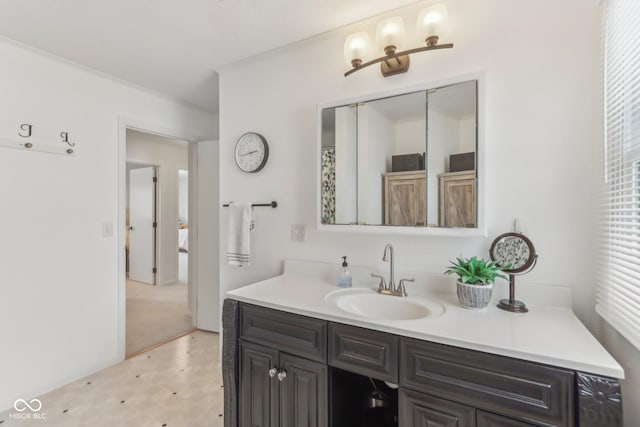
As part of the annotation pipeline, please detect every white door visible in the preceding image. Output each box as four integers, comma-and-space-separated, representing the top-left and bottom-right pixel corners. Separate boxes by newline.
129, 167, 156, 284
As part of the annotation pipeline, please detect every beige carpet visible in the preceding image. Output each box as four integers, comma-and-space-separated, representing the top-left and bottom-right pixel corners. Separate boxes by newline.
126, 279, 193, 357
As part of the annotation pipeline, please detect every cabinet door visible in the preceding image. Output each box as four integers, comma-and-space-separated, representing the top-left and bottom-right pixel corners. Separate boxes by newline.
279, 353, 328, 427
240, 341, 279, 427
400, 388, 475, 427
439, 174, 475, 227
385, 175, 426, 226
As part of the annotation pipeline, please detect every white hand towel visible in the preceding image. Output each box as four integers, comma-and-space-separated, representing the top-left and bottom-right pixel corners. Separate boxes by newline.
227, 202, 253, 266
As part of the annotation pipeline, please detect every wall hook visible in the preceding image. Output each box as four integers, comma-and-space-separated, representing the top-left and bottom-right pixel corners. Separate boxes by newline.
19, 124, 33, 138
60, 132, 75, 147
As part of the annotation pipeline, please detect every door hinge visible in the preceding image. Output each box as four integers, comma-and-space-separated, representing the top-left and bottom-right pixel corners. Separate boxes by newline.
153, 222, 157, 228
153, 177, 158, 183
152, 267, 157, 274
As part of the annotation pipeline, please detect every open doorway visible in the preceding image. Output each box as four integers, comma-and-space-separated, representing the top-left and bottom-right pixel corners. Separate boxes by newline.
125, 129, 196, 357
178, 169, 189, 284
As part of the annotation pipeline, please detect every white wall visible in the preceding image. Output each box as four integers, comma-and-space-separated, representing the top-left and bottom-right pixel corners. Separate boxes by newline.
359, 105, 394, 224
178, 170, 189, 224
458, 116, 476, 154
395, 118, 426, 155
127, 130, 188, 285
427, 109, 459, 224
216, 0, 637, 405
218, 0, 602, 317
196, 141, 220, 332
334, 106, 357, 224
0, 38, 216, 411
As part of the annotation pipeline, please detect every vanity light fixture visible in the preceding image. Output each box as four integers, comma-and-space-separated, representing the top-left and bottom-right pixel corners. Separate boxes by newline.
344, 4, 453, 77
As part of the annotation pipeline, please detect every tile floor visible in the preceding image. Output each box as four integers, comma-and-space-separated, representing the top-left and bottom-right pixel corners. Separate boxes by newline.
0, 331, 223, 427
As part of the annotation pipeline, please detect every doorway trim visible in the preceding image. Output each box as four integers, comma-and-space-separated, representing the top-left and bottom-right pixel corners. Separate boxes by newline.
117, 116, 202, 361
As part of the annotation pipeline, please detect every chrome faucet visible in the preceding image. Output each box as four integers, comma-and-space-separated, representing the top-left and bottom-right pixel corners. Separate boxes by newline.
370, 244, 415, 297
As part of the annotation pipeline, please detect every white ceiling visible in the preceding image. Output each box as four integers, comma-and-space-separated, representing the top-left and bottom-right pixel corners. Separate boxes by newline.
0, 0, 422, 113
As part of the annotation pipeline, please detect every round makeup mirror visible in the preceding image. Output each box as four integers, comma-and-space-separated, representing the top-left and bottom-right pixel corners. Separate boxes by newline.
489, 232, 538, 313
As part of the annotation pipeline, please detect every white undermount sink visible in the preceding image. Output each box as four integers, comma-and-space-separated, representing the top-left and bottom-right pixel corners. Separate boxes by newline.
326, 288, 445, 320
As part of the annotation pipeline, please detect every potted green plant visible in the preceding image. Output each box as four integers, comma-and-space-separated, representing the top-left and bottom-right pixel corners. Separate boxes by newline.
444, 256, 508, 309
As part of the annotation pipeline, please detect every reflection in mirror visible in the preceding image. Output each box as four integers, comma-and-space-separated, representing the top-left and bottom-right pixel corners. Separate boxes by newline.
321, 106, 357, 224
320, 79, 478, 228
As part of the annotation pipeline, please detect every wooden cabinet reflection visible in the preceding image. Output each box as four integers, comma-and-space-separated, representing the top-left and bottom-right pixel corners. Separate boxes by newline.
438, 171, 476, 228
384, 171, 426, 226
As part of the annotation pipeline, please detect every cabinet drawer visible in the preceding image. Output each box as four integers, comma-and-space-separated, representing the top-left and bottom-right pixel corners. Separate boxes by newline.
400, 338, 574, 427
240, 303, 327, 363
329, 323, 398, 382
399, 388, 475, 427
477, 411, 536, 427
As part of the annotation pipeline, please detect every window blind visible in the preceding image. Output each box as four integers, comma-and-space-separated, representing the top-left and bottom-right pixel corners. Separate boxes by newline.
597, 0, 640, 350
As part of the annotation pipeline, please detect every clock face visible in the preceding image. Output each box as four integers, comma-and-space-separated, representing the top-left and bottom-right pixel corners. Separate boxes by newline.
234, 132, 269, 173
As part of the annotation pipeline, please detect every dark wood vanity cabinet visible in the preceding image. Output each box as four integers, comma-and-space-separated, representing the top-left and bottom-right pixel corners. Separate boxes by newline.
235, 304, 328, 427
239, 340, 328, 427
328, 322, 399, 382
476, 411, 539, 427
223, 299, 622, 427
239, 341, 279, 427
400, 338, 574, 426
400, 388, 476, 427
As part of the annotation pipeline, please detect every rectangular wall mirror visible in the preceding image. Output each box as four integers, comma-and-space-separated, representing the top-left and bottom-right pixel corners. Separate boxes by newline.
319, 79, 480, 234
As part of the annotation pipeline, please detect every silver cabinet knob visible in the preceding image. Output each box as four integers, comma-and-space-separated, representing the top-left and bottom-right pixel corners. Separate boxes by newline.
277, 370, 287, 381
268, 368, 277, 378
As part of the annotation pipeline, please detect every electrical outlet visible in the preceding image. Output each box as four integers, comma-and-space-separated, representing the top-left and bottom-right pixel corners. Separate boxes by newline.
291, 224, 306, 242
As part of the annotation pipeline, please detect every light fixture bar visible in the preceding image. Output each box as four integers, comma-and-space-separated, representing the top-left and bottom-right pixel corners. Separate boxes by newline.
344, 43, 453, 77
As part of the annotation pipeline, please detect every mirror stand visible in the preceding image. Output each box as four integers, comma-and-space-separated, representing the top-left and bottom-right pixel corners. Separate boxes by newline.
497, 274, 529, 313
489, 232, 538, 314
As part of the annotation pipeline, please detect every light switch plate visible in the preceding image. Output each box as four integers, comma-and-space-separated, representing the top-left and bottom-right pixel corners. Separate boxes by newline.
291, 224, 306, 242
103, 222, 113, 237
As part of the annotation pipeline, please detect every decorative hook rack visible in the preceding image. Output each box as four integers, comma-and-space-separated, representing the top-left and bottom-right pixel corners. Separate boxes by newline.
223, 201, 278, 208
0, 123, 77, 156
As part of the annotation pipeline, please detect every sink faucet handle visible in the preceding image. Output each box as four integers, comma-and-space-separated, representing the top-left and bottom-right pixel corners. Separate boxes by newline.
370, 273, 386, 291
398, 278, 415, 297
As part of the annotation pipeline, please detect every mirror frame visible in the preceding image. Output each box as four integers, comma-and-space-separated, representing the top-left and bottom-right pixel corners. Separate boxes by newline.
316, 73, 486, 237
489, 232, 538, 274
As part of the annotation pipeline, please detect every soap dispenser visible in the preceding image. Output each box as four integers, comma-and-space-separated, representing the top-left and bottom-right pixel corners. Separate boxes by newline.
337, 256, 352, 288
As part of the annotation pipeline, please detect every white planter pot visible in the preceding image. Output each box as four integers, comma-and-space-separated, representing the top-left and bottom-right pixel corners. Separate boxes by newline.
456, 280, 493, 309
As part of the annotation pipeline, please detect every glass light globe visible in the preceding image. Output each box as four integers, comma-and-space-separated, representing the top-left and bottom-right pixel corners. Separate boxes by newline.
376, 16, 405, 55
344, 32, 372, 67
417, 4, 449, 45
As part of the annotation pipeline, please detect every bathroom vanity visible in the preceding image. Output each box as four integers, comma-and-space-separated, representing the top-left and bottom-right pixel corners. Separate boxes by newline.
222, 262, 623, 427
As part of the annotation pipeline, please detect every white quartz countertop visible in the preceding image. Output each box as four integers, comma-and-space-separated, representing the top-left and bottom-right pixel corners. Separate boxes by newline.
226, 273, 624, 379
